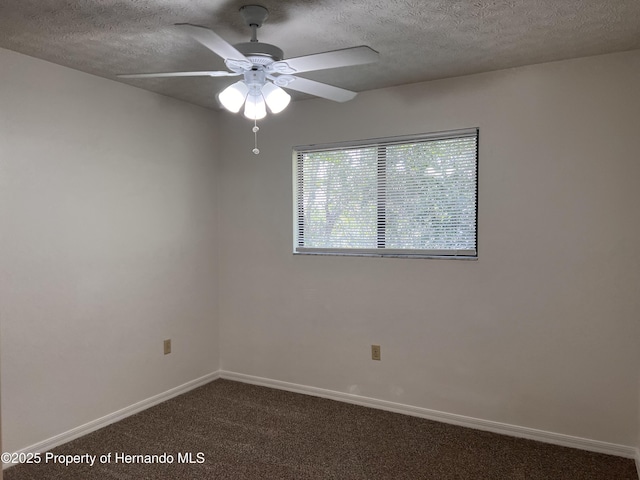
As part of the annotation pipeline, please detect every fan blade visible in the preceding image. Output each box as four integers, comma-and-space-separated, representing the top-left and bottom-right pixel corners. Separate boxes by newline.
273, 46, 378, 74
281, 76, 357, 103
175, 23, 250, 63
118, 71, 240, 78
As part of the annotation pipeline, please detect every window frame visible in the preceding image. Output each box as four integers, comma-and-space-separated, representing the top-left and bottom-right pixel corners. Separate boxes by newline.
293, 128, 479, 259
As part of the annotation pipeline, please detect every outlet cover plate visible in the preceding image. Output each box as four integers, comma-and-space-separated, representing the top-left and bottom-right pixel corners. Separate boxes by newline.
371, 344, 381, 361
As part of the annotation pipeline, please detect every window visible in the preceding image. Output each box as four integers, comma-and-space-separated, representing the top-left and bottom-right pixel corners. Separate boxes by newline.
293, 128, 478, 258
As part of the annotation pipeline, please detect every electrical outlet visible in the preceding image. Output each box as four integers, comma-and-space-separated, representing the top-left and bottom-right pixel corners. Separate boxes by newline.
164, 339, 171, 355
371, 344, 381, 361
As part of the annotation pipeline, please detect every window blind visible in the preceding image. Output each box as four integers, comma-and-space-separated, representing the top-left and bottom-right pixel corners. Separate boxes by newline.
294, 128, 478, 258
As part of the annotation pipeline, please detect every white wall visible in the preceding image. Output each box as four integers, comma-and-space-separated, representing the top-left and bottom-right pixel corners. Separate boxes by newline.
218, 50, 640, 446
0, 48, 220, 453
1, 45, 639, 456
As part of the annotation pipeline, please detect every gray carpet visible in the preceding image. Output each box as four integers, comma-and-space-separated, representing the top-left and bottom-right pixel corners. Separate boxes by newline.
5, 379, 638, 479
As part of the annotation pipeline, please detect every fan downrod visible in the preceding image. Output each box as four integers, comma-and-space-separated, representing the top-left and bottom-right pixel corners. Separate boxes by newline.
235, 5, 282, 62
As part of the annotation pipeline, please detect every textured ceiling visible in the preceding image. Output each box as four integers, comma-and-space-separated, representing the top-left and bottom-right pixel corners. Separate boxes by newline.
1, 0, 639, 110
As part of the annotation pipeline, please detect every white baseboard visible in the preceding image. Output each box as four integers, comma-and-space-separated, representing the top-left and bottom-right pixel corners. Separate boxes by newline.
220, 370, 638, 460
6, 369, 638, 473
4, 371, 220, 470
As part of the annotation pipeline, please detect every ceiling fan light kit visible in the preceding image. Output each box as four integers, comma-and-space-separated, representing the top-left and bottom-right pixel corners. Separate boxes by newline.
260, 82, 291, 114
219, 68, 291, 119
118, 4, 379, 153
218, 81, 249, 113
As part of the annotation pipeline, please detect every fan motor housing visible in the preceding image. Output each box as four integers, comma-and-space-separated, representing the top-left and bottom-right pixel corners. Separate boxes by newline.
234, 42, 283, 63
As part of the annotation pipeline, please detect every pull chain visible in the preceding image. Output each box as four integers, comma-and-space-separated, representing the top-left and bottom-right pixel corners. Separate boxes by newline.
252, 119, 260, 155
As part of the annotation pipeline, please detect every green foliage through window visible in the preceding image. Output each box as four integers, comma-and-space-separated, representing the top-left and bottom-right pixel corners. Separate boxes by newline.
294, 129, 478, 258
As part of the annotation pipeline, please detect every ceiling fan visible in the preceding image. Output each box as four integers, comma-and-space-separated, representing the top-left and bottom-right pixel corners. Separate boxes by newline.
119, 5, 379, 122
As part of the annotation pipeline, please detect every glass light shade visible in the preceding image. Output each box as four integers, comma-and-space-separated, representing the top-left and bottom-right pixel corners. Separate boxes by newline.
262, 82, 291, 114
218, 81, 249, 113
244, 94, 267, 120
